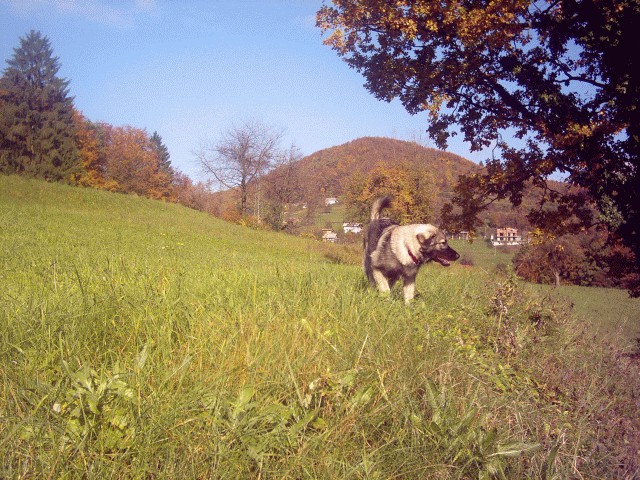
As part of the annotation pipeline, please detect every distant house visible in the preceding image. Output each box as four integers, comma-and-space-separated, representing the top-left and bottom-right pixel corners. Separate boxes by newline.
324, 197, 338, 206
491, 227, 522, 246
322, 229, 338, 243
444, 230, 469, 240
343, 222, 363, 234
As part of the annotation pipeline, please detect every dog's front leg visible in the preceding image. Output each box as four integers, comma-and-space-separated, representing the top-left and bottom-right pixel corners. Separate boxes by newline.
372, 269, 391, 296
402, 274, 417, 304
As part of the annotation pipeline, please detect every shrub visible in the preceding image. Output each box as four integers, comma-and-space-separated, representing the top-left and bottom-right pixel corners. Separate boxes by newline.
513, 230, 637, 290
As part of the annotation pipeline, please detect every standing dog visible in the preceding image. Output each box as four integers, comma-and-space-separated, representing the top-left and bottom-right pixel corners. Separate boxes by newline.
363, 196, 460, 303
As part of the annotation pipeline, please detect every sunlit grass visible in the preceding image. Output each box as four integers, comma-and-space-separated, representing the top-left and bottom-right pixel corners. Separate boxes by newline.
448, 238, 517, 272
1, 175, 637, 478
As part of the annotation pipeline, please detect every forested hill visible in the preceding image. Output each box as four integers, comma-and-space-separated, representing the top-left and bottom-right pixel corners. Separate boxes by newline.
293, 136, 479, 198
279, 136, 538, 229
213, 136, 556, 230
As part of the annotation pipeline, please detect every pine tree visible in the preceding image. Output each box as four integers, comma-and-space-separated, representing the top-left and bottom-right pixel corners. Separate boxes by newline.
150, 131, 173, 181
0, 30, 80, 181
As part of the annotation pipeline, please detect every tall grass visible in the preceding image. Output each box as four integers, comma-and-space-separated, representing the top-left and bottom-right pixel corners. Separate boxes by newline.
529, 284, 640, 350
1, 175, 638, 478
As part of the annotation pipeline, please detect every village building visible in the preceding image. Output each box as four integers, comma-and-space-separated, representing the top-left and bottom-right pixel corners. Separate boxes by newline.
343, 222, 363, 234
491, 227, 522, 246
448, 231, 469, 240
324, 197, 338, 206
321, 228, 338, 243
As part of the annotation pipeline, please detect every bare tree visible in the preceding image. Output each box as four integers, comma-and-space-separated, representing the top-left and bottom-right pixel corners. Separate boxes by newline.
262, 143, 304, 229
195, 119, 283, 216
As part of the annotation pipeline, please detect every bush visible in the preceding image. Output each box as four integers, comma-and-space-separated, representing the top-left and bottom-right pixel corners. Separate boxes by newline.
513, 230, 637, 290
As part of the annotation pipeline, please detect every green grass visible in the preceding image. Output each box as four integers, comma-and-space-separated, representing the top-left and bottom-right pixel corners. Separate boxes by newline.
530, 284, 640, 349
314, 204, 348, 229
1, 175, 638, 478
448, 239, 518, 273
451, 239, 640, 347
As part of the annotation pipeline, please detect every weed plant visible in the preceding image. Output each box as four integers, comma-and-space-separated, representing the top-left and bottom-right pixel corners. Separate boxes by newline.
1, 175, 638, 478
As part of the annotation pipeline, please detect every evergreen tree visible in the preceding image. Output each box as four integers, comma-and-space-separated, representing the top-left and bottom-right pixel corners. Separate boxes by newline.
0, 30, 79, 181
150, 131, 173, 182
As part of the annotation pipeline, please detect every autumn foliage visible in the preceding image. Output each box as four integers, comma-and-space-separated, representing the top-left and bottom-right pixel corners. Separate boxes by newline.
513, 229, 639, 291
345, 161, 435, 224
73, 111, 115, 190
105, 126, 171, 199
70, 113, 211, 204
1, 31, 215, 214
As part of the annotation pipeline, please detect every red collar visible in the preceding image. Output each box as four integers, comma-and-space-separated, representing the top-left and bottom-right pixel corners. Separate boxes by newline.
407, 247, 421, 265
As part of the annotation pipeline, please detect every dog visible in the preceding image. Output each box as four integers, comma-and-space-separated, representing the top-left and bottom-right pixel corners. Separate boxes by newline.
363, 196, 460, 303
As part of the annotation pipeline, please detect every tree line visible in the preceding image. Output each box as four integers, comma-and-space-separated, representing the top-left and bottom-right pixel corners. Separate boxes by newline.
0, 29, 538, 237
0, 30, 214, 212
0, 30, 319, 231
0, 30, 321, 225
0, 29, 563, 239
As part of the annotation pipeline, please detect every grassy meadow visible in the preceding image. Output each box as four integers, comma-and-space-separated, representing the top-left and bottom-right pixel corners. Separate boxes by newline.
451, 240, 640, 348
1, 175, 638, 478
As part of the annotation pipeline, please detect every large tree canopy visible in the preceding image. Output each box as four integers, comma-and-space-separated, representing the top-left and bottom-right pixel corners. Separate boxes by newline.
317, 0, 640, 291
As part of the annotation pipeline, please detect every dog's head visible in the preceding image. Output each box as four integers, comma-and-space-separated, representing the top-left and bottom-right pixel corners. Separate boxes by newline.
417, 227, 460, 267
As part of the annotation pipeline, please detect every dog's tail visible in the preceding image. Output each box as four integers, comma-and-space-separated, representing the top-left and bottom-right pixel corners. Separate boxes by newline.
370, 196, 392, 221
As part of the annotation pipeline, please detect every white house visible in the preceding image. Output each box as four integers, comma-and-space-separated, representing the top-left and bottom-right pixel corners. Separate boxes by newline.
343, 222, 363, 234
324, 197, 338, 206
322, 229, 338, 243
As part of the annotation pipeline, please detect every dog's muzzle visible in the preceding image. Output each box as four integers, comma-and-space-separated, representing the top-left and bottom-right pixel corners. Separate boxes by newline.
430, 247, 460, 267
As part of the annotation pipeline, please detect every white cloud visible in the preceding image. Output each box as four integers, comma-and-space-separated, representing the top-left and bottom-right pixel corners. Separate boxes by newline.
1, 0, 158, 27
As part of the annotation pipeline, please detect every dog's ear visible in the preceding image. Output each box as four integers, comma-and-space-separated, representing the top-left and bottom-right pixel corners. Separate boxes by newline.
416, 227, 437, 245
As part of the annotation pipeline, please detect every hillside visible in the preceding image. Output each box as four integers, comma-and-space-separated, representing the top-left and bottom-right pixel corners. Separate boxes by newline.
1, 175, 638, 478
293, 137, 568, 231
217, 137, 551, 231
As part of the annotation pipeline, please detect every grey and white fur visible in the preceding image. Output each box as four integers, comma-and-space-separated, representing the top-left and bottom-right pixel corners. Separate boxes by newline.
363, 196, 460, 303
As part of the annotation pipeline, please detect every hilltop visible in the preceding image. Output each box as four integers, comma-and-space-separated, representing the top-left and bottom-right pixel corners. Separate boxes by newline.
292, 136, 478, 198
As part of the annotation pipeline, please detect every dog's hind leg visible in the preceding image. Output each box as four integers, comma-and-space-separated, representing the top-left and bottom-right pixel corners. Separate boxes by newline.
363, 253, 377, 286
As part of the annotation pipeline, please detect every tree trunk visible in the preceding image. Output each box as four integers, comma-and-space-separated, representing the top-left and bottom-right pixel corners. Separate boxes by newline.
240, 179, 247, 216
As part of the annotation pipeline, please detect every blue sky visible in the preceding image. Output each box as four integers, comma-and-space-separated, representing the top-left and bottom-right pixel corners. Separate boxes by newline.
1, 0, 491, 181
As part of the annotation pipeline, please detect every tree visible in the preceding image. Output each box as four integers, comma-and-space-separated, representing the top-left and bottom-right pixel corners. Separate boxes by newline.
171, 171, 216, 213
72, 112, 118, 190
104, 125, 173, 200
150, 131, 173, 182
262, 143, 304, 229
317, 0, 640, 294
0, 30, 79, 181
195, 119, 283, 216
513, 228, 638, 289
345, 161, 435, 224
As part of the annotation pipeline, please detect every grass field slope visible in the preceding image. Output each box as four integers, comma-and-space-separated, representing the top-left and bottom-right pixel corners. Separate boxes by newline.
1, 175, 638, 478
